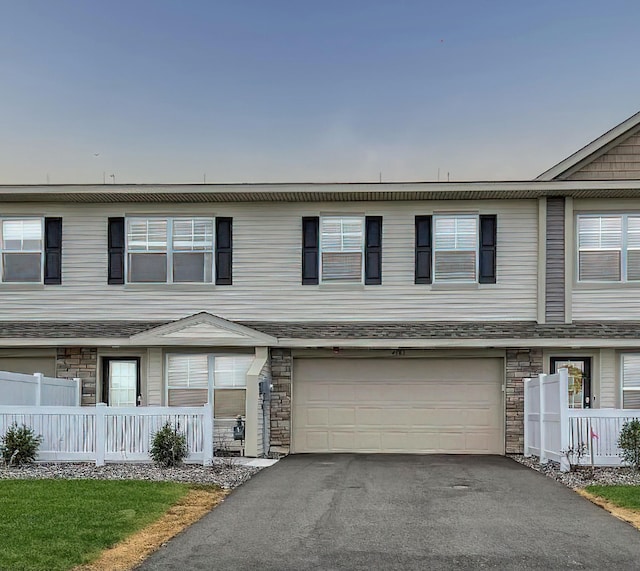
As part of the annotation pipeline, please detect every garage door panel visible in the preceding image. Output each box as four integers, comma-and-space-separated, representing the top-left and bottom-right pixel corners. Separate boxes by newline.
292, 358, 504, 454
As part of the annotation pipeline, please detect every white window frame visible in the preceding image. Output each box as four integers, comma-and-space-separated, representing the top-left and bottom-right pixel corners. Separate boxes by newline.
319, 216, 365, 284
165, 353, 252, 418
432, 214, 479, 283
576, 213, 640, 283
621, 353, 640, 410
126, 216, 215, 284
0, 217, 45, 284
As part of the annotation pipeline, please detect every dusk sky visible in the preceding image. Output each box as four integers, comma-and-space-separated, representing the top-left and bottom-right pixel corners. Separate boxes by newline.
1, 1, 640, 184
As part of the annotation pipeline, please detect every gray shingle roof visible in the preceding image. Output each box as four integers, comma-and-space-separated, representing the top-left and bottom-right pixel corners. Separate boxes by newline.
0, 320, 639, 340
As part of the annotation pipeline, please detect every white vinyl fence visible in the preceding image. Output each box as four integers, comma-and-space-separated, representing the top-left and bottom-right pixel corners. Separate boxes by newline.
0, 371, 81, 406
0, 403, 214, 466
524, 369, 640, 470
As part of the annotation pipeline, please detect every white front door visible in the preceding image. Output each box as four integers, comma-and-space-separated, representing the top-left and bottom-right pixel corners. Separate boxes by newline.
106, 359, 139, 407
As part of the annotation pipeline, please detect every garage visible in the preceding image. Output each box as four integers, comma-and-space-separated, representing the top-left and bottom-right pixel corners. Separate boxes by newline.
292, 357, 504, 454
0, 356, 56, 377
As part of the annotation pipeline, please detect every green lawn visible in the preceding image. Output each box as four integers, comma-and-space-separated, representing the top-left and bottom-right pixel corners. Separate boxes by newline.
0, 479, 191, 571
585, 485, 640, 511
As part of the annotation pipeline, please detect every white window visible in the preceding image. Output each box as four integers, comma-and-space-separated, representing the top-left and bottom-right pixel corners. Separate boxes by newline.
433, 215, 478, 282
622, 354, 640, 409
166, 354, 253, 418
0, 218, 43, 283
577, 214, 640, 282
320, 216, 364, 283
127, 217, 213, 283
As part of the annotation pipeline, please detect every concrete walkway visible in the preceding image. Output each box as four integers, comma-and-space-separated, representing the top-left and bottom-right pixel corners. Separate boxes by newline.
139, 455, 640, 570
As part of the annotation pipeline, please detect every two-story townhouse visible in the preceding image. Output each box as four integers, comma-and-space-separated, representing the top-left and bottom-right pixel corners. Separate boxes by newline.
1, 111, 640, 458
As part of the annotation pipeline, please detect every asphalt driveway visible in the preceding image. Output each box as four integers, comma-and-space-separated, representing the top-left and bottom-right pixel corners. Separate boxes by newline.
139, 455, 640, 570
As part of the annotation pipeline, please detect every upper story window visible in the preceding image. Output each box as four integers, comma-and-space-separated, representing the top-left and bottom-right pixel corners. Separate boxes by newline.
577, 214, 640, 282
433, 215, 478, 282
320, 216, 364, 283
0, 218, 43, 283
127, 217, 214, 283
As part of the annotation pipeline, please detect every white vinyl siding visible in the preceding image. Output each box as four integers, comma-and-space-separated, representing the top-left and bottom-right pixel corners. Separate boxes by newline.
127, 217, 213, 284
622, 354, 640, 409
577, 214, 640, 282
166, 354, 252, 418
320, 216, 364, 283
0, 200, 538, 321
0, 218, 43, 283
433, 215, 478, 282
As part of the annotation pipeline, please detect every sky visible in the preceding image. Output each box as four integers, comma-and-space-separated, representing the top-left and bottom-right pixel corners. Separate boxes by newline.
1, 0, 640, 185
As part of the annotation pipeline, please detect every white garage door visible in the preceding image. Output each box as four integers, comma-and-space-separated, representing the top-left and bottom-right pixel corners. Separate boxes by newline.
292, 358, 504, 454
0, 357, 56, 377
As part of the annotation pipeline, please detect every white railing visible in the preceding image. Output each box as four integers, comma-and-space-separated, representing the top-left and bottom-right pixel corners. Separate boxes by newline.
0, 403, 214, 466
0, 371, 81, 406
525, 369, 640, 470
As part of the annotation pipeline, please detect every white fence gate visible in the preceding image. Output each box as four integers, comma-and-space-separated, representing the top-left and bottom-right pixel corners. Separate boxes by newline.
0, 403, 214, 466
0, 371, 81, 406
524, 369, 640, 470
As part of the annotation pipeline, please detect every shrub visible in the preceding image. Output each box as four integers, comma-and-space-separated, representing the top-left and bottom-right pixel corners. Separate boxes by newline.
149, 422, 188, 467
1, 423, 43, 466
618, 419, 640, 470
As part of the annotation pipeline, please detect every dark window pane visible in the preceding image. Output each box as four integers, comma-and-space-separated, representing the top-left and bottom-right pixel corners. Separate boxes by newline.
128, 253, 167, 282
173, 252, 211, 283
214, 389, 246, 418
3, 253, 41, 282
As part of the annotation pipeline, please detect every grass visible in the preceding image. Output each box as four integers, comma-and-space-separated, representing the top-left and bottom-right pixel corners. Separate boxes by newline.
585, 485, 640, 511
0, 479, 192, 571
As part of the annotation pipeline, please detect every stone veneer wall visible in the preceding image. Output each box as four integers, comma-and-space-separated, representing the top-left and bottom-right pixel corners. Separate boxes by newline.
56, 348, 98, 406
505, 348, 543, 454
269, 348, 292, 451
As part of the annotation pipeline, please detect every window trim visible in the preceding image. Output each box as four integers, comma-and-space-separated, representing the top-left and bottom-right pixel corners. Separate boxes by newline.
319, 215, 365, 285
0, 217, 45, 285
164, 352, 251, 418
576, 213, 640, 284
125, 216, 215, 285
432, 213, 479, 284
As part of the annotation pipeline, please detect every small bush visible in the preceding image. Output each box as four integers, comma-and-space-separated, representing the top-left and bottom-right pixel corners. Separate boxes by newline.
150, 422, 188, 467
1, 423, 43, 466
618, 419, 640, 470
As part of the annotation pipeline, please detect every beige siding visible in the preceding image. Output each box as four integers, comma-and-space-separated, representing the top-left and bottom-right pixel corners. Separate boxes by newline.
599, 349, 617, 408
572, 199, 640, 320
147, 348, 163, 406
0, 200, 538, 321
567, 130, 640, 180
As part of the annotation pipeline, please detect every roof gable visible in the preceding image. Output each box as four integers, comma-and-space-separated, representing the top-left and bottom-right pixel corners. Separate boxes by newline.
537, 111, 640, 181
129, 312, 276, 346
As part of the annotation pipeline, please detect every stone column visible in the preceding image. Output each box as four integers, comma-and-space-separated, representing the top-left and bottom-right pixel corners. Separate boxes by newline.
505, 348, 543, 454
56, 347, 98, 406
269, 348, 292, 453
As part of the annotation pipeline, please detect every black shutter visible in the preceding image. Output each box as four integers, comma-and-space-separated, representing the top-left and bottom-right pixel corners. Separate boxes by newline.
44, 217, 62, 284
302, 217, 319, 285
365, 216, 382, 285
479, 215, 497, 284
415, 215, 432, 284
215, 217, 233, 285
108, 217, 125, 285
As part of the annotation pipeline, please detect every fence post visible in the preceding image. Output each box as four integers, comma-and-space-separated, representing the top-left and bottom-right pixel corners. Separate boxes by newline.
523, 378, 530, 457
74, 378, 82, 407
539, 374, 547, 464
203, 403, 214, 466
558, 368, 570, 472
34, 372, 44, 406
95, 403, 106, 466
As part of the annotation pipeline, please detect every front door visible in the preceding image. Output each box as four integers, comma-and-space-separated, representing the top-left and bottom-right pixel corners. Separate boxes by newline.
551, 357, 592, 409
102, 358, 141, 407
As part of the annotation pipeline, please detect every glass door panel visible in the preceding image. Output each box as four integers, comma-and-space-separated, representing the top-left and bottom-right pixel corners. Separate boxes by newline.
551, 357, 592, 409
103, 358, 140, 407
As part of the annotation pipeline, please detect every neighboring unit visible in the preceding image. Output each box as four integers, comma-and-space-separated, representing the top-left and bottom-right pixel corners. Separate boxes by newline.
2, 111, 640, 456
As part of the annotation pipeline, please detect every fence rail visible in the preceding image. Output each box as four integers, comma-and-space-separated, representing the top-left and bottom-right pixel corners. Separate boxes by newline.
0, 403, 214, 466
0, 371, 80, 406
525, 370, 640, 470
